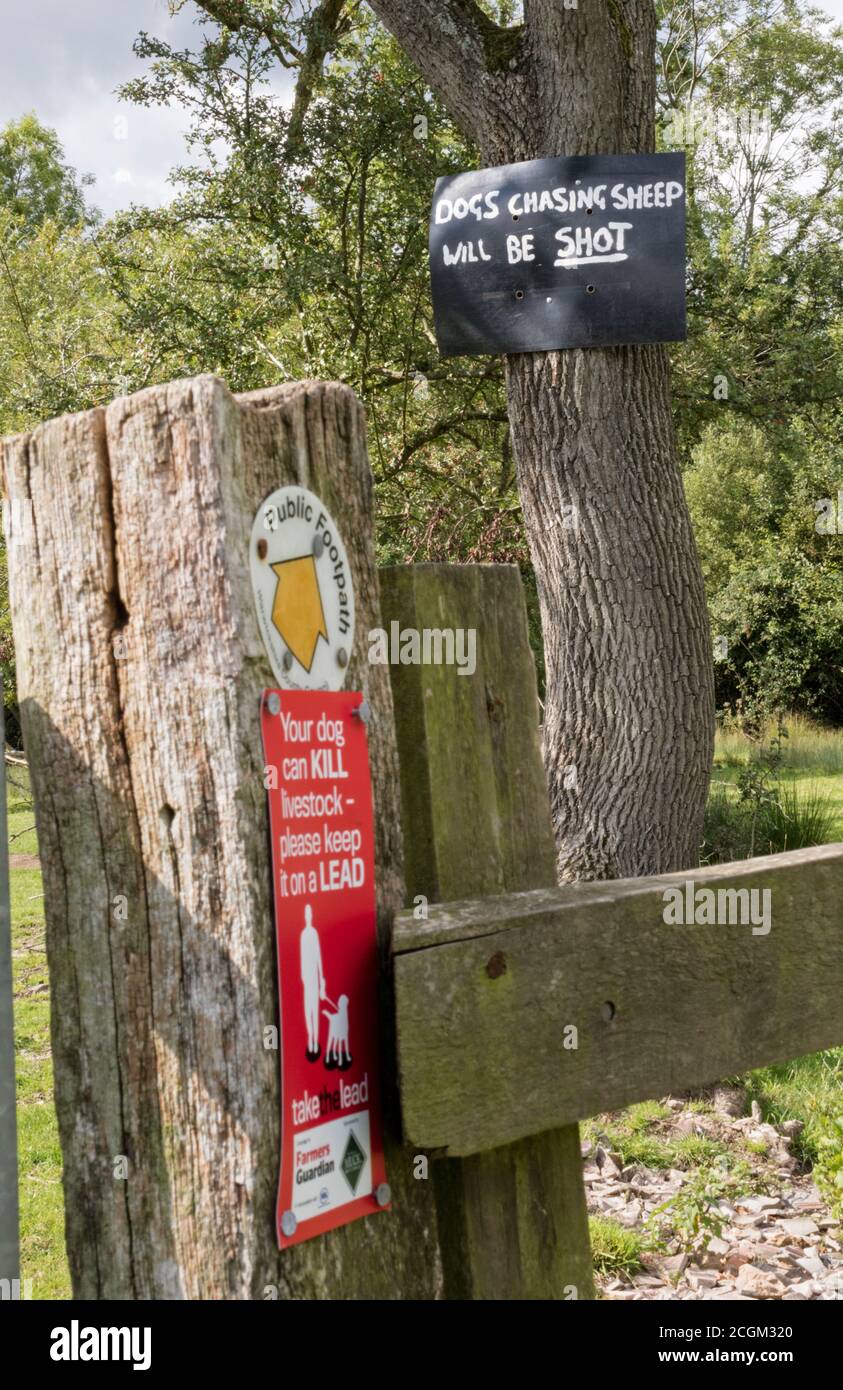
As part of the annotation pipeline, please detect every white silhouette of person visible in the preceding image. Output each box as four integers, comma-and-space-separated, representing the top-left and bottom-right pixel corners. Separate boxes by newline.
300, 904, 325, 1060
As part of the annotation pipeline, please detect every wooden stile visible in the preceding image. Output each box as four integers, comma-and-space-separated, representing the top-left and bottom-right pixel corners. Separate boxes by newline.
381, 562, 595, 1300
5, 374, 841, 1304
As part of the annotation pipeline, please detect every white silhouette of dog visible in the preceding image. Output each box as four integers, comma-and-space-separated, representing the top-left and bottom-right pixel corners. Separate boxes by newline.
323, 994, 351, 1065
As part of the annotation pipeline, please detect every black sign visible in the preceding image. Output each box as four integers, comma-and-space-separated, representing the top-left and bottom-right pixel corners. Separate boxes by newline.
429, 152, 686, 357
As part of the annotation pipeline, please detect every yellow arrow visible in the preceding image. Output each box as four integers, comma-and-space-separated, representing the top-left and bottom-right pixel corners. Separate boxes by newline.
270, 555, 328, 673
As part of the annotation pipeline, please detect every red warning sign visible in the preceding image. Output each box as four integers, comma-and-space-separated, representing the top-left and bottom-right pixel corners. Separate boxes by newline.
261, 689, 389, 1249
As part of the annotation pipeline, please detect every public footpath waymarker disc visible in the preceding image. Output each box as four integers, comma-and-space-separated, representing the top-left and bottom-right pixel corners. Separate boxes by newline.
262, 689, 389, 1249
250, 487, 355, 691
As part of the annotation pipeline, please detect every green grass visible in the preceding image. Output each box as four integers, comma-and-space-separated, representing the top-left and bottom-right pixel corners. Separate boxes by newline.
626, 1099, 671, 1131
715, 713, 843, 777
586, 1105, 733, 1174
704, 729, 843, 1208
705, 716, 843, 862
599, 1131, 675, 1170
7, 767, 70, 1300
6, 764, 39, 857
703, 778, 841, 863
10, 867, 45, 929
743, 1049, 843, 1168
589, 1215, 646, 1277
670, 1135, 726, 1167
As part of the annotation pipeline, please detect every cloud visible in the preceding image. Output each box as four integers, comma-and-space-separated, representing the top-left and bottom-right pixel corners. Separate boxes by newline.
0, 0, 200, 217
8, 0, 841, 221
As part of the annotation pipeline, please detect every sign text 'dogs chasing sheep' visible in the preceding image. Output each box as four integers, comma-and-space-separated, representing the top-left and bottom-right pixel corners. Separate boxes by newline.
428, 152, 687, 357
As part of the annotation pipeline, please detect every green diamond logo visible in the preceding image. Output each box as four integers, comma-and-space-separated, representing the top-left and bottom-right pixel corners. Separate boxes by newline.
340, 1131, 367, 1195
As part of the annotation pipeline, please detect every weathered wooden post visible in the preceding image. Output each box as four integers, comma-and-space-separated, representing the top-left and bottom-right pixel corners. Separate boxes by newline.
380, 563, 595, 1299
2, 377, 441, 1298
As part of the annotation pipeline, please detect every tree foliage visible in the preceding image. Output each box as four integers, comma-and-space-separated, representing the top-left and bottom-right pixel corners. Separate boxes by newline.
0, 1, 842, 727
0, 116, 106, 729
0, 114, 93, 234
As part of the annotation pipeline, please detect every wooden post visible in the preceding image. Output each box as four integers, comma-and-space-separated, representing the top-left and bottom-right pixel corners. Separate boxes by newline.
380, 563, 595, 1300
2, 377, 441, 1299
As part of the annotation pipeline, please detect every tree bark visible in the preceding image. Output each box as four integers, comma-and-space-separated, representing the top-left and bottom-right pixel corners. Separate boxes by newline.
368, 0, 715, 878
2, 377, 442, 1299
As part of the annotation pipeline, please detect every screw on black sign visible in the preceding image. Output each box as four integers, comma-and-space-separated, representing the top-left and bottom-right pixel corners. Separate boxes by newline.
428, 152, 687, 356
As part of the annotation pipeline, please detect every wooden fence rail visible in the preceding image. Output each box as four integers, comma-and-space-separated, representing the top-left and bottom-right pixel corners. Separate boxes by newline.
393, 844, 843, 1157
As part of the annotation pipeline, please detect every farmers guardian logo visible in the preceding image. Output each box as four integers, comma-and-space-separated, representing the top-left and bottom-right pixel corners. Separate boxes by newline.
50, 1320, 151, 1371
341, 1130, 367, 1195
250, 485, 356, 692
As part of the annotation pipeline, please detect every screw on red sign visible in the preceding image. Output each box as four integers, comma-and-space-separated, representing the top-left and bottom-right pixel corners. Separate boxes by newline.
261, 689, 389, 1249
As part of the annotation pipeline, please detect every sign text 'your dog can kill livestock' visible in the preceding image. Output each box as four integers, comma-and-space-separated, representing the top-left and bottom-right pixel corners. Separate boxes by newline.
429, 152, 687, 356
262, 689, 388, 1249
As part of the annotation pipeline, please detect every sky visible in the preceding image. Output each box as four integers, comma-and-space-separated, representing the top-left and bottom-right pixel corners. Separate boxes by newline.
2, 0, 843, 219
0, 0, 225, 216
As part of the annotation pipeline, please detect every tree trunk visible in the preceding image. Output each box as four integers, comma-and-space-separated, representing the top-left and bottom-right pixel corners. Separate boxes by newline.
2, 377, 441, 1299
368, 0, 715, 878
505, 346, 713, 879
